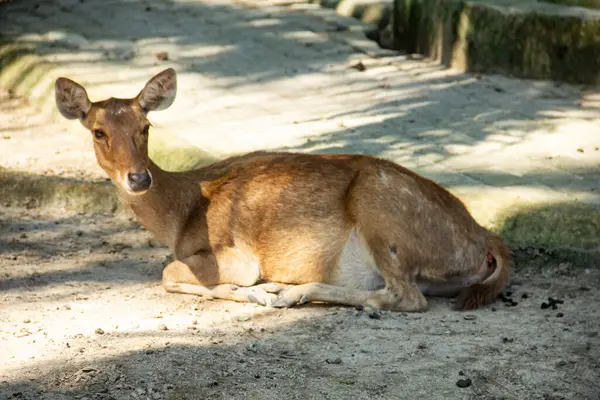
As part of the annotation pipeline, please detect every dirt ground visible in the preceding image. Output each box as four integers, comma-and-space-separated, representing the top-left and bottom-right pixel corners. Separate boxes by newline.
1, 206, 600, 400
1, 90, 600, 399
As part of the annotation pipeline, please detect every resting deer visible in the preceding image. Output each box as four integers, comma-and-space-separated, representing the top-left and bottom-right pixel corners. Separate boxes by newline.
54, 68, 510, 312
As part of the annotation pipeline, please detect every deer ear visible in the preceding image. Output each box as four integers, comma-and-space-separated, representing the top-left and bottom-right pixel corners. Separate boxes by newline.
55, 77, 92, 120
137, 68, 177, 112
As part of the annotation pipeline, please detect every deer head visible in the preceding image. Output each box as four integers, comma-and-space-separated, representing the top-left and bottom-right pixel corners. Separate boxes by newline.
54, 68, 177, 195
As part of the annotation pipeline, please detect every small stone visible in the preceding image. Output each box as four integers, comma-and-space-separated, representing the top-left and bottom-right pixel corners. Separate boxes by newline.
456, 378, 472, 388
23, 319, 31, 323
155, 52, 169, 61
463, 314, 477, 321
541, 302, 550, 309
326, 357, 342, 364
236, 315, 250, 322
458, 371, 464, 376
20, 233, 28, 239
521, 293, 528, 299
556, 360, 567, 367
502, 337, 514, 343
349, 61, 366, 72
556, 313, 564, 318
158, 323, 168, 331
577, 148, 584, 153
368, 312, 381, 320
76, 230, 84, 236
95, 328, 105, 335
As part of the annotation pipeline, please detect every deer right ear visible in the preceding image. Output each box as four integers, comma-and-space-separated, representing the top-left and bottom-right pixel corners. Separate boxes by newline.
55, 78, 92, 120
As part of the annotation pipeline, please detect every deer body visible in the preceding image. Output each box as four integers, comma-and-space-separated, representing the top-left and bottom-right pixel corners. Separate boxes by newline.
55, 69, 511, 312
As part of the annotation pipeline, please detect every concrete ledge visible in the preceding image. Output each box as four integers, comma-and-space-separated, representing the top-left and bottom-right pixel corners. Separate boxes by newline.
392, 0, 600, 85
310, 0, 393, 28
0, 39, 61, 121
0, 169, 121, 214
3, 165, 600, 253
545, 0, 600, 9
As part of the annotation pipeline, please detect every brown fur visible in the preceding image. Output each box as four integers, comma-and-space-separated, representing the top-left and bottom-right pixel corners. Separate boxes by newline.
54, 69, 511, 312
455, 233, 512, 310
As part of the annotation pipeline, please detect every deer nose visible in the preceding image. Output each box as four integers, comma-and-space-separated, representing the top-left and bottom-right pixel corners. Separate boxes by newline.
127, 171, 152, 192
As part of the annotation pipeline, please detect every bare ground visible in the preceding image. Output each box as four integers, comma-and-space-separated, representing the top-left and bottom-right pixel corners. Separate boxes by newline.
0, 205, 599, 400
1, 78, 599, 400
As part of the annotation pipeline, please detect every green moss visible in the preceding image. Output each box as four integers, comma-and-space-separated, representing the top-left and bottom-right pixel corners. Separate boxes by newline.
496, 202, 600, 250
544, 0, 600, 9
393, 0, 600, 84
0, 169, 121, 214
0, 41, 58, 110
149, 131, 217, 173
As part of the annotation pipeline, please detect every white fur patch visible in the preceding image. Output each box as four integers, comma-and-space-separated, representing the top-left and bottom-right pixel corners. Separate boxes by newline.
329, 229, 385, 290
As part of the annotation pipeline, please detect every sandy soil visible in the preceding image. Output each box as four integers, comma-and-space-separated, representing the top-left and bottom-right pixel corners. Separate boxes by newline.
0, 204, 599, 400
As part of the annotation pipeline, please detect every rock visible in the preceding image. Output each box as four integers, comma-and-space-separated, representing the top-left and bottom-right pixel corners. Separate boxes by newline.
158, 323, 168, 331
463, 314, 477, 321
95, 328, 105, 335
349, 61, 366, 72
368, 311, 381, 320
326, 357, 342, 364
156, 52, 169, 61
456, 378, 472, 388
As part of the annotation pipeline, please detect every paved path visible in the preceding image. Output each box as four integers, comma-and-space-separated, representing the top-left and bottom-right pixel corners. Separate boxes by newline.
2, 0, 600, 247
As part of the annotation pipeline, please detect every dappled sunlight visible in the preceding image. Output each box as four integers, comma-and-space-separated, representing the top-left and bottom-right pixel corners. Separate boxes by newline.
1, 285, 342, 385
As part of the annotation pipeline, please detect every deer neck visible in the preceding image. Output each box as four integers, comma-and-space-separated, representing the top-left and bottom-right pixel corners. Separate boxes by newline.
117, 161, 196, 246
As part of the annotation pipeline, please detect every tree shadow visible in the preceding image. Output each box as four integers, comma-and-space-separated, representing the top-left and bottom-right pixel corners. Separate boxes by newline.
2, 0, 600, 251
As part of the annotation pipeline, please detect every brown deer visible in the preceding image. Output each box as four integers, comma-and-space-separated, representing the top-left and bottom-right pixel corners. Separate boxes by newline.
54, 68, 510, 312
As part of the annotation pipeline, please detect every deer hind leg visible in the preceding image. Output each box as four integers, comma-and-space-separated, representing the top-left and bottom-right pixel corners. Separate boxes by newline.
270, 280, 425, 312
367, 241, 428, 312
162, 252, 279, 306
271, 282, 389, 309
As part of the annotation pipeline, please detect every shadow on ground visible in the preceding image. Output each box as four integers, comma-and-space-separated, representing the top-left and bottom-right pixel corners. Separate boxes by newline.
2, 1, 600, 248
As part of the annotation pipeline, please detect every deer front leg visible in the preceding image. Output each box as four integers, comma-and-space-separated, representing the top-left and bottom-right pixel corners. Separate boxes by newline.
162, 252, 282, 306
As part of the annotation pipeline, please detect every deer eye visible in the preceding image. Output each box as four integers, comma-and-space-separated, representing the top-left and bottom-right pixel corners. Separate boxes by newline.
93, 129, 106, 140
142, 125, 150, 137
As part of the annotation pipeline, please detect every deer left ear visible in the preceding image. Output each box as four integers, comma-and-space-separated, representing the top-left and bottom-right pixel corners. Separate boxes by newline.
137, 68, 177, 113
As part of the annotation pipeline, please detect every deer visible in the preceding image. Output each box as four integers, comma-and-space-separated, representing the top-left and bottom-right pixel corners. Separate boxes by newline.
54, 68, 511, 313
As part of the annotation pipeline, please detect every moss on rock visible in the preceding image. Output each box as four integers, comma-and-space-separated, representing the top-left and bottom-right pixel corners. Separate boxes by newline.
393, 0, 600, 84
